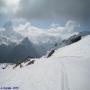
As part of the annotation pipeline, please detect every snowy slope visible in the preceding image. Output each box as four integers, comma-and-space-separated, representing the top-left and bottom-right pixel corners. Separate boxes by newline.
0, 35, 90, 90
52, 35, 90, 58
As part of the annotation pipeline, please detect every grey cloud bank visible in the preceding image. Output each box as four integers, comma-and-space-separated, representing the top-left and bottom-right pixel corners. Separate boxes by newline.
0, 0, 90, 29
16, 0, 90, 23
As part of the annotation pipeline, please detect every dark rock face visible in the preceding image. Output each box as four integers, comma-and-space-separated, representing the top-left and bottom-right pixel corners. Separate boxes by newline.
64, 34, 81, 45
70, 35, 81, 43
47, 49, 55, 58
59, 34, 81, 47
61, 31, 90, 47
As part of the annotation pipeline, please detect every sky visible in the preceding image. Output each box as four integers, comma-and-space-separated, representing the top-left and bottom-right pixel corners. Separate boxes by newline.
0, 0, 90, 30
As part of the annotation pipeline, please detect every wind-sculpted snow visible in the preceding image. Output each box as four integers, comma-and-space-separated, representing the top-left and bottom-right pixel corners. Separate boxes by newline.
0, 35, 90, 90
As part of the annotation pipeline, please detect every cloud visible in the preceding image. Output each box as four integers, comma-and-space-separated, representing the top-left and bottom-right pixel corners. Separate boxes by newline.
15, 0, 90, 23
0, 0, 90, 25
13, 20, 78, 44
48, 20, 78, 34
0, 0, 20, 15
0, 0, 5, 13
0, 0, 4, 7
65, 20, 78, 33
0, 20, 79, 51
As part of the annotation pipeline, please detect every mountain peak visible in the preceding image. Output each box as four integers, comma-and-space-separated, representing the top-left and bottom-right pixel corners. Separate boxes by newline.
21, 37, 31, 45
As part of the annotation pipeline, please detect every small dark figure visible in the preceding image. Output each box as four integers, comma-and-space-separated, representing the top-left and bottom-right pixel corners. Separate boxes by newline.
26, 60, 35, 66
13, 60, 23, 69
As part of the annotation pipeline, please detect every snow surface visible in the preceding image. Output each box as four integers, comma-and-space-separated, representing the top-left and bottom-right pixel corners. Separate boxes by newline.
0, 35, 90, 90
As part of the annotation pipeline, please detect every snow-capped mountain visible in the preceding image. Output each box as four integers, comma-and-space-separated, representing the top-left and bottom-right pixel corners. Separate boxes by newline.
9, 37, 40, 62
0, 37, 40, 63
0, 35, 90, 90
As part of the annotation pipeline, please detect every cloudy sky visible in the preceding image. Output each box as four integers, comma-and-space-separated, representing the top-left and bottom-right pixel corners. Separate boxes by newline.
0, 0, 90, 30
